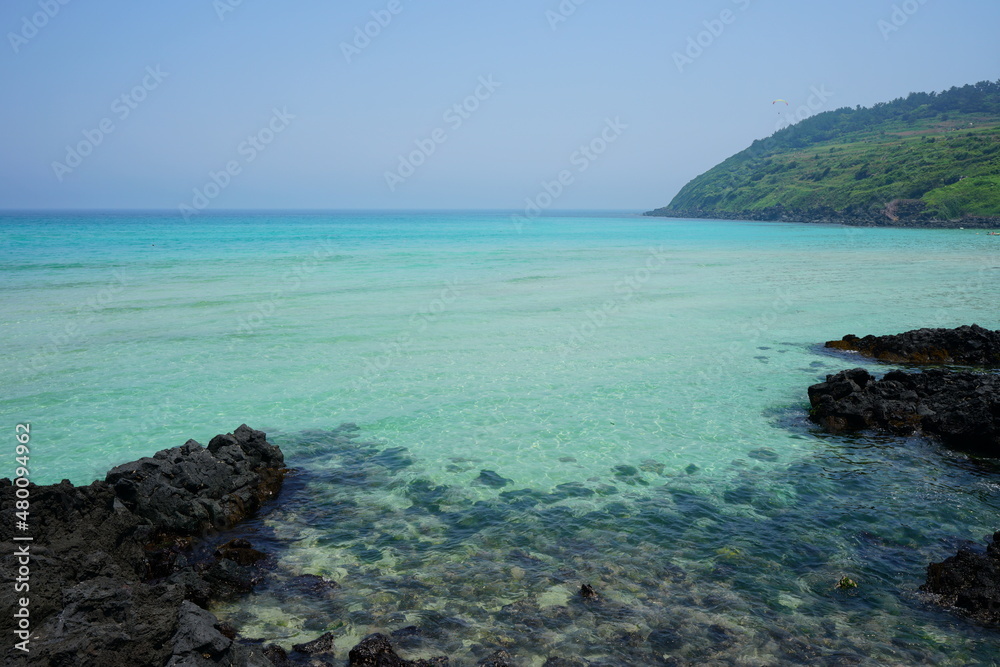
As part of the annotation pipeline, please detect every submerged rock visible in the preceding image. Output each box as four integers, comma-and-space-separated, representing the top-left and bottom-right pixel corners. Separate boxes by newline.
292, 631, 336, 656
825, 324, 1000, 366
348, 632, 449, 666
807, 368, 1000, 455
922, 531, 1000, 625
648, 625, 684, 653
723, 485, 754, 505
478, 649, 516, 666
476, 470, 513, 488
747, 448, 779, 462
0, 424, 286, 666
639, 460, 667, 476
260, 644, 295, 667
390, 625, 424, 649
216, 538, 269, 566
613, 465, 649, 486
391, 626, 423, 638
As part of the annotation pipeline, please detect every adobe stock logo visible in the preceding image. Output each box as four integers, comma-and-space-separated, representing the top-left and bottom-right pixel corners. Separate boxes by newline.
340, 0, 405, 64
178, 108, 295, 220
546, 0, 588, 31
775, 85, 834, 131
511, 117, 627, 233
672, 0, 752, 74
51, 66, 169, 182
213, 0, 245, 21
878, 0, 930, 40
7, 0, 72, 54
384, 76, 501, 192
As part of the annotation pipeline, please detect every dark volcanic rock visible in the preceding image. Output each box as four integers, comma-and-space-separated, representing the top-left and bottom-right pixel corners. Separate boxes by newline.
107, 423, 285, 535
348, 632, 449, 666
922, 531, 1000, 625
807, 368, 1000, 455
825, 324, 1000, 366
40, 576, 186, 666
0, 424, 286, 666
169, 600, 272, 666
216, 537, 269, 566
292, 631, 337, 656
201, 556, 264, 600
261, 644, 295, 667
478, 649, 516, 666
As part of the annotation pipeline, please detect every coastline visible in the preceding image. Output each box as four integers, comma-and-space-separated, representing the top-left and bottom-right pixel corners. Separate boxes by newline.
807, 325, 1000, 628
643, 207, 1000, 229
0, 425, 292, 666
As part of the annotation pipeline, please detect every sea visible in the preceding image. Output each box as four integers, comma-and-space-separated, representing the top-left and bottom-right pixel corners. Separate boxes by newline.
3, 210, 999, 665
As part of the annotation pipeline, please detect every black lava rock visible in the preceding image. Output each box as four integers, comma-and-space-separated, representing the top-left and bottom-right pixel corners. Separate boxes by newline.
216, 537, 269, 566
261, 643, 296, 667
106, 423, 285, 535
0, 425, 287, 666
922, 531, 1000, 625
807, 368, 1000, 455
201, 556, 262, 600
348, 632, 449, 666
293, 631, 337, 656
825, 324, 1000, 366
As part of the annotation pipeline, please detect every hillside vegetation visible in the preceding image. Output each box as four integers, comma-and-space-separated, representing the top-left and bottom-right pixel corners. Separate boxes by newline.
647, 80, 1000, 226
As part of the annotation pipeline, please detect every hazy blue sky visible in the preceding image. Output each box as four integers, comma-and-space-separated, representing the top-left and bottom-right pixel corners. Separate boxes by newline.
1, 0, 997, 211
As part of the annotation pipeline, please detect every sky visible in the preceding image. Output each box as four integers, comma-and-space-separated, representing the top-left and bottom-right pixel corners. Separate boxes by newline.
0, 0, 997, 212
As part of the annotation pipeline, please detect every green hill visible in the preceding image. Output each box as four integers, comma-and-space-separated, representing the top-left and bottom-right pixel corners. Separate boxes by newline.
646, 80, 1000, 227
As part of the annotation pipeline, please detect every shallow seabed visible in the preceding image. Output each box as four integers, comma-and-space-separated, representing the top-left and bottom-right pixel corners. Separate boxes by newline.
3, 211, 1000, 664
217, 423, 999, 666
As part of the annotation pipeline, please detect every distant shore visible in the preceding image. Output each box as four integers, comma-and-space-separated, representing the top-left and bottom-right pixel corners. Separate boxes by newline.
644, 207, 1000, 229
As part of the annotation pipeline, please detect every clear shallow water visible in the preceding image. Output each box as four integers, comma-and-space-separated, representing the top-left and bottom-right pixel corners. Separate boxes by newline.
2, 211, 1000, 664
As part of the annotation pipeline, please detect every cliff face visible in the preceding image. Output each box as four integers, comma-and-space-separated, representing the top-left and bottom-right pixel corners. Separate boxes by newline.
646, 81, 1000, 227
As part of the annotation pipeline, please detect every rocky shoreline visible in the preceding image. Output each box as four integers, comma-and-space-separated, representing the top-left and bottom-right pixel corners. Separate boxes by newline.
1, 426, 455, 666
0, 425, 541, 666
825, 324, 1000, 366
807, 325, 1000, 626
0, 424, 289, 666
643, 206, 1000, 229
921, 531, 1000, 626
807, 368, 999, 456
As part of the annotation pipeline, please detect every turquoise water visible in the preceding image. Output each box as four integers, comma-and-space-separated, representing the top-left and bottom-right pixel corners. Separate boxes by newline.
3, 211, 1000, 664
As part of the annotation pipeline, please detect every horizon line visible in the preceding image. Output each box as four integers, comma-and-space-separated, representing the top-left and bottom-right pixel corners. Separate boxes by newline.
0, 207, 653, 215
